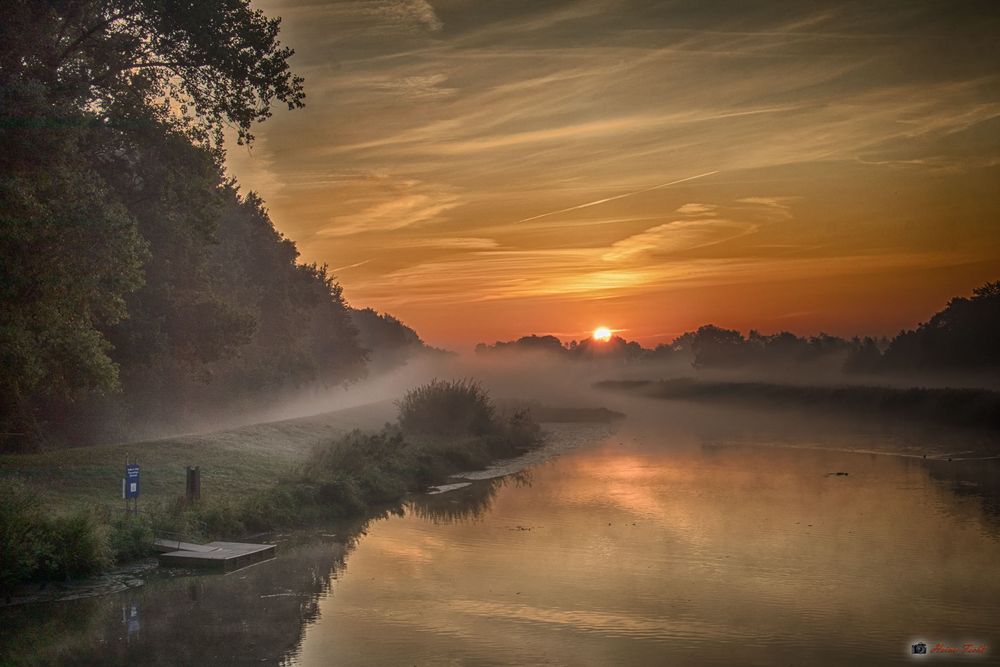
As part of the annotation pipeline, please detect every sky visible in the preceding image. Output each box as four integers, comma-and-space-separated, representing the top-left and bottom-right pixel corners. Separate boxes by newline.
226, 0, 1000, 349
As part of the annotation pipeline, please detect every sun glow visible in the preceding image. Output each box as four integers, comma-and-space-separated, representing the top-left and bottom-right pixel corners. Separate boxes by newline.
592, 326, 613, 342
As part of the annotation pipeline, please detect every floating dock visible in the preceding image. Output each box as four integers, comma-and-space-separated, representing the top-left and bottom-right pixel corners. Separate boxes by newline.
154, 538, 276, 572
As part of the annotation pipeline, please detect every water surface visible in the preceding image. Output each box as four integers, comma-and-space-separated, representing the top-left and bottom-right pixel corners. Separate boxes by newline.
4, 405, 999, 665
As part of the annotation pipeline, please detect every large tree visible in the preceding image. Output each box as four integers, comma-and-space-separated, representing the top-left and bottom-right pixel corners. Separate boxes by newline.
0, 0, 311, 448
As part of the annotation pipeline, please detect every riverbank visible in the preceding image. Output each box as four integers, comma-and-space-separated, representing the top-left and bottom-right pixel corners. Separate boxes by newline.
0, 402, 390, 598
596, 378, 1000, 432
0, 402, 395, 513
1, 382, 618, 599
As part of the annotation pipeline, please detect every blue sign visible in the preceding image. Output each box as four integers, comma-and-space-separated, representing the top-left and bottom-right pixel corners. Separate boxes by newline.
124, 463, 140, 499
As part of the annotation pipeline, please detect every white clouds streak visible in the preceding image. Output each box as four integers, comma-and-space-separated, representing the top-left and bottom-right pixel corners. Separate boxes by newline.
517, 171, 721, 224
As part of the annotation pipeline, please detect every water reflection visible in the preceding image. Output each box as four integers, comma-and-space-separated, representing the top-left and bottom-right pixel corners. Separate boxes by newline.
0, 524, 369, 666
294, 418, 1000, 666
408, 472, 532, 525
2, 411, 999, 666
926, 458, 1000, 532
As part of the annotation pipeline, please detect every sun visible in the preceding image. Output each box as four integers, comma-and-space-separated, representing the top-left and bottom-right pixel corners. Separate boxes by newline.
592, 326, 612, 342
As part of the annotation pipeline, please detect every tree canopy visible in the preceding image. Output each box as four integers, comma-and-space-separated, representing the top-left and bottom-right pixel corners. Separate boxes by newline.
0, 1, 384, 451
1, 0, 304, 146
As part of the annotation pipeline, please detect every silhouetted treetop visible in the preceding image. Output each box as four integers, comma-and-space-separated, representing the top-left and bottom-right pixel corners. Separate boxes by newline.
882, 279, 1000, 370
2, 0, 305, 146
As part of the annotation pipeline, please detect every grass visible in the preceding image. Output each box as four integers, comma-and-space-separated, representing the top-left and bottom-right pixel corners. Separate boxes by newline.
0, 402, 391, 513
0, 382, 544, 595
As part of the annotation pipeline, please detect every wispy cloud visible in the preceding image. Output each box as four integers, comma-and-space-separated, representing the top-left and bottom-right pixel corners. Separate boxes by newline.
355, 249, 975, 307
517, 171, 720, 224
229, 0, 1000, 339
735, 196, 799, 219
675, 203, 717, 215
316, 187, 459, 237
388, 236, 499, 249
369, 73, 455, 99
602, 219, 758, 262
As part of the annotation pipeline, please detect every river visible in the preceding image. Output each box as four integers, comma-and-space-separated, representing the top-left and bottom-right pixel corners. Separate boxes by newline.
3, 400, 999, 665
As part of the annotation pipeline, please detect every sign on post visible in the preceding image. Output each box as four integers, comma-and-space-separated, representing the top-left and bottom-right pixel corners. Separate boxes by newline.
122, 459, 140, 516
124, 463, 140, 499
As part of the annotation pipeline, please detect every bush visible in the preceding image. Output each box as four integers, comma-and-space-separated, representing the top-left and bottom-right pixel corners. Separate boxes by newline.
311, 429, 414, 508
0, 479, 47, 594
2, 479, 147, 592
108, 514, 154, 564
397, 379, 496, 436
493, 408, 543, 455
39, 513, 111, 580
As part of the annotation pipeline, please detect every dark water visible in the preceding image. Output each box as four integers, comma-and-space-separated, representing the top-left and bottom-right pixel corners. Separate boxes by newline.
4, 405, 999, 666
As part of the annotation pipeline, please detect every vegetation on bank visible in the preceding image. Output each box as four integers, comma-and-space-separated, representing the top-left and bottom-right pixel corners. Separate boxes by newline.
597, 378, 1000, 432
0, 381, 542, 598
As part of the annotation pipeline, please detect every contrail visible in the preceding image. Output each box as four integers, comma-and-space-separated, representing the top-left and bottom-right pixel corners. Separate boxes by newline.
331, 258, 372, 272
516, 170, 720, 224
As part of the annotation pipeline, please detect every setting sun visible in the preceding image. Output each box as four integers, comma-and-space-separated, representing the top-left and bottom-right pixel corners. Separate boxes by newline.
593, 326, 613, 342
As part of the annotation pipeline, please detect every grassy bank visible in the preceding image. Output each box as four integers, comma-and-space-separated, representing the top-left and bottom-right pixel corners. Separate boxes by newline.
0, 402, 393, 513
596, 378, 1000, 431
1, 381, 544, 597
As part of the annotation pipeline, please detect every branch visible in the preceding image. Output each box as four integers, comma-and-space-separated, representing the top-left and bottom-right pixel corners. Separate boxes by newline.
55, 10, 133, 65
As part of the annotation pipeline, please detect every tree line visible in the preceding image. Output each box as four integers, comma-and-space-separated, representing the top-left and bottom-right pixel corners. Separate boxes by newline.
0, 1, 422, 451
476, 280, 1000, 375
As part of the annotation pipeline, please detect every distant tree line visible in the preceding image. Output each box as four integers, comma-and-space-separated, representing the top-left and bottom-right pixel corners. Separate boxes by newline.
476, 280, 1000, 375
475, 334, 672, 363
0, 1, 423, 451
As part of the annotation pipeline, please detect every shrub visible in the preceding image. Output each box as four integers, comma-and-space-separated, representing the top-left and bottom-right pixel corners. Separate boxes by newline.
496, 408, 543, 454
0, 479, 47, 594
310, 429, 414, 508
397, 379, 496, 436
108, 514, 154, 564
39, 513, 111, 580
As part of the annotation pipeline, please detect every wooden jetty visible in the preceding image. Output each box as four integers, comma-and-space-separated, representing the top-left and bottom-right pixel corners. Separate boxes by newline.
154, 537, 276, 572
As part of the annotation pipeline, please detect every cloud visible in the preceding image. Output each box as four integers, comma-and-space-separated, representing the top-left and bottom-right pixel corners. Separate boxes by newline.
602, 219, 758, 262
354, 249, 974, 307
384, 0, 442, 32
675, 203, 717, 215
297, 0, 443, 34
370, 73, 456, 99
516, 172, 720, 224
225, 0, 1000, 335
318, 190, 460, 237
390, 237, 500, 249
735, 196, 799, 219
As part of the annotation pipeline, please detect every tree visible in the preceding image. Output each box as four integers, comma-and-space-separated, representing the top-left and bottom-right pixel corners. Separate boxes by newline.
843, 337, 883, 374
350, 308, 424, 372
1, 0, 304, 147
0, 83, 147, 447
882, 279, 1000, 370
691, 325, 748, 368
0, 0, 319, 448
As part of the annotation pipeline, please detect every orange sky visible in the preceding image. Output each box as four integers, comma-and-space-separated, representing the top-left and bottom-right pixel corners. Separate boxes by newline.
227, 0, 1000, 349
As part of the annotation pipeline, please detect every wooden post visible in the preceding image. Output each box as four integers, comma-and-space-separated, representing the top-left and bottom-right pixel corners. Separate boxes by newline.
186, 466, 201, 502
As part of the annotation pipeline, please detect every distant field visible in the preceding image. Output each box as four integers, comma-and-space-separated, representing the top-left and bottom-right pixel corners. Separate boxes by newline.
596, 378, 1000, 432
0, 402, 395, 514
